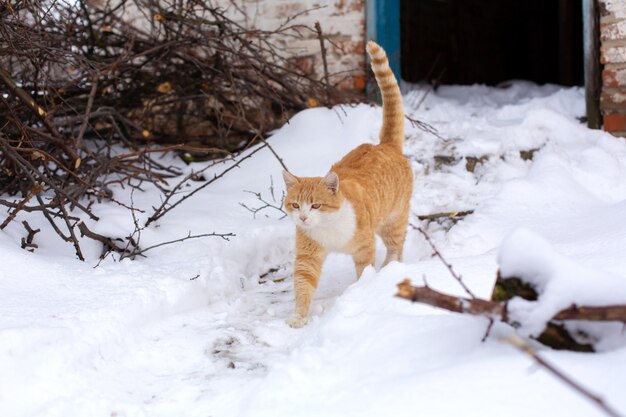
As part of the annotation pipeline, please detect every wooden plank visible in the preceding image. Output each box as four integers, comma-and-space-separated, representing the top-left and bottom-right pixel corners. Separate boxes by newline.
584, 0, 602, 129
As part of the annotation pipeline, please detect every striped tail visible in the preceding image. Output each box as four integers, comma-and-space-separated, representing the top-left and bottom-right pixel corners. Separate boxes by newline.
366, 40, 404, 152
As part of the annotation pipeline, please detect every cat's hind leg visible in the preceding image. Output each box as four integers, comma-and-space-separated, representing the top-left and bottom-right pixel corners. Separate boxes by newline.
380, 211, 409, 267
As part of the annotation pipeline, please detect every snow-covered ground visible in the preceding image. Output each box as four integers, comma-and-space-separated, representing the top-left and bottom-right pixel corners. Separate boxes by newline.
2, 83, 626, 417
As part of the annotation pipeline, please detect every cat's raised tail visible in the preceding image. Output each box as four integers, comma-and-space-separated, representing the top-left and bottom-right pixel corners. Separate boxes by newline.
366, 40, 405, 152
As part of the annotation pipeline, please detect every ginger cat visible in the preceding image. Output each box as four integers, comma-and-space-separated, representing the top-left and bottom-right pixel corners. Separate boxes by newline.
282, 41, 413, 328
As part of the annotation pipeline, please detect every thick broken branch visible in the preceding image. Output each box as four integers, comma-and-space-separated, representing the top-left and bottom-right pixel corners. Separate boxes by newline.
396, 279, 503, 317
20, 221, 40, 251
77, 221, 129, 257
397, 279, 626, 352
553, 305, 626, 322
396, 279, 626, 324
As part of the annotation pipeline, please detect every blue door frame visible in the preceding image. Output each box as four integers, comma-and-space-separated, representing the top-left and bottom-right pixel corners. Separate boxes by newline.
366, 0, 401, 81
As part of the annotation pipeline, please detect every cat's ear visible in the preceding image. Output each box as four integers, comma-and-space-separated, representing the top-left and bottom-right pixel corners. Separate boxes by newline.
323, 171, 339, 194
282, 170, 299, 188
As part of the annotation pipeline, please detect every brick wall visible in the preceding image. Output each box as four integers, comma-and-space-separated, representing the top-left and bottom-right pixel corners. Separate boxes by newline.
234, 0, 367, 91
600, 0, 626, 135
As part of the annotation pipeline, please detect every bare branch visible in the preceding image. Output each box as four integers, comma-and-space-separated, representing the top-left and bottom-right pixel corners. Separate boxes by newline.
410, 224, 477, 298
20, 220, 40, 251
506, 335, 625, 417
131, 231, 235, 258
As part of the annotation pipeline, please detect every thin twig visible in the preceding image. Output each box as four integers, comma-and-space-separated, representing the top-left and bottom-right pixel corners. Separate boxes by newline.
405, 114, 448, 141
258, 135, 289, 172
146, 143, 269, 226
240, 189, 286, 219
74, 74, 98, 152
0, 185, 42, 229
410, 223, 477, 298
132, 231, 235, 257
506, 335, 625, 417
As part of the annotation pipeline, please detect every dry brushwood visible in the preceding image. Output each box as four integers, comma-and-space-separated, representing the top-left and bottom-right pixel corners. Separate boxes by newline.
0, 0, 355, 257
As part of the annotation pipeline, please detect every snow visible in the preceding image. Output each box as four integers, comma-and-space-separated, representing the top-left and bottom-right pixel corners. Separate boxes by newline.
500, 228, 626, 338
2, 82, 626, 417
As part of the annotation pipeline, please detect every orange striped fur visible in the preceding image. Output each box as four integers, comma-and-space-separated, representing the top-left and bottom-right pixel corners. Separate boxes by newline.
283, 40, 413, 328
367, 40, 405, 152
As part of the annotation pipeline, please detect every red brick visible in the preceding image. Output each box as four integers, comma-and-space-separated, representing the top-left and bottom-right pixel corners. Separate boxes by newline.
603, 68, 618, 87
603, 113, 626, 131
604, 64, 626, 87
601, 89, 626, 109
601, 20, 626, 42
601, 43, 626, 64
289, 55, 316, 75
353, 74, 366, 91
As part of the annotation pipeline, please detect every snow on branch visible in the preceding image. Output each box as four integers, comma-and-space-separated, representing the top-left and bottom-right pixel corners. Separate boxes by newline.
403, 228, 626, 352
396, 280, 626, 326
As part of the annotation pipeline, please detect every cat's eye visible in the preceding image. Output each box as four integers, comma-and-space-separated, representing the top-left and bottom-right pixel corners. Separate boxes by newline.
311, 204, 321, 209
291, 203, 300, 209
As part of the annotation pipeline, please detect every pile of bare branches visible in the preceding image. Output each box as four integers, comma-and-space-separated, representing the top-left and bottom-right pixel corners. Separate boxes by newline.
0, 0, 355, 258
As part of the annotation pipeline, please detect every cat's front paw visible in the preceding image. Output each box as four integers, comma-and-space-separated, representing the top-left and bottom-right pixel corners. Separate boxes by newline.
286, 314, 308, 328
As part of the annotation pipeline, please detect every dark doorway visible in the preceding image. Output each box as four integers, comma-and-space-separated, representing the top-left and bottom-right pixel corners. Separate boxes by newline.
400, 0, 584, 86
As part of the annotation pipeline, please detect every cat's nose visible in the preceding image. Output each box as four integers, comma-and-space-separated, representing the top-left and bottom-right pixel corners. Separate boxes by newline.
299, 214, 308, 222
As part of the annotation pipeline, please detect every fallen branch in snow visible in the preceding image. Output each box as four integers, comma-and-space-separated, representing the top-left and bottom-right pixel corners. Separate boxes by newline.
505, 335, 625, 417
396, 279, 626, 351
552, 305, 626, 322
417, 210, 474, 223
396, 280, 502, 317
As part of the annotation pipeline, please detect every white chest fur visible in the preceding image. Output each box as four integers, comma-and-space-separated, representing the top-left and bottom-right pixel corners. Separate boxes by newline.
302, 201, 357, 252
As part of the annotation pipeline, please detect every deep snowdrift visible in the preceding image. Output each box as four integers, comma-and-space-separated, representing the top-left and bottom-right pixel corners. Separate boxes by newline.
1, 83, 626, 417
